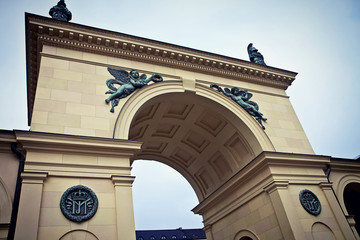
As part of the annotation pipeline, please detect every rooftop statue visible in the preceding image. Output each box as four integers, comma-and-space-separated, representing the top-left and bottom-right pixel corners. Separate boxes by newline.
105, 68, 163, 112
49, 0, 72, 22
210, 84, 267, 129
247, 43, 266, 66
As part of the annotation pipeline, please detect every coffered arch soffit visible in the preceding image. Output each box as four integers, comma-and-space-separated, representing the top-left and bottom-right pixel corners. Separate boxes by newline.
114, 82, 275, 200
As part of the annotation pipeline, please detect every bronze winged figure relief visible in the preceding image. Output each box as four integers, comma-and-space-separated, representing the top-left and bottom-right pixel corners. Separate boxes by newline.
105, 68, 163, 112
210, 84, 267, 129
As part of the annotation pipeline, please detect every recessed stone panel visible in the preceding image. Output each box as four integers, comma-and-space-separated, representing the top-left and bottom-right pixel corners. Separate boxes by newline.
209, 151, 232, 181
195, 168, 215, 194
142, 141, 167, 154
195, 111, 227, 137
163, 103, 193, 120
129, 125, 148, 140
181, 130, 210, 154
132, 103, 160, 127
224, 133, 254, 166
152, 124, 180, 138
170, 147, 196, 168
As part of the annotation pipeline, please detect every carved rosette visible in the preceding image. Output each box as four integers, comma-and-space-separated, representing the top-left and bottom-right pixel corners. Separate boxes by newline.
60, 185, 98, 222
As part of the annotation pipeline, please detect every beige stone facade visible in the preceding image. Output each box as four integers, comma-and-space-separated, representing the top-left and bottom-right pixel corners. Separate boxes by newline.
0, 13, 359, 239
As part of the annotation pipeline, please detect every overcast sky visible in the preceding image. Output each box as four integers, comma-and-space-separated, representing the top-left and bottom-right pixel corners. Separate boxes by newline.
1, 0, 360, 230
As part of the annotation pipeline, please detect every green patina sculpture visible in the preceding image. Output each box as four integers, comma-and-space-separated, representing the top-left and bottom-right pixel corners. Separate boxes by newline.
247, 43, 266, 66
60, 185, 98, 222
49, 0, 72, 22
210, 84, 267, 129
105, 68, 163, 112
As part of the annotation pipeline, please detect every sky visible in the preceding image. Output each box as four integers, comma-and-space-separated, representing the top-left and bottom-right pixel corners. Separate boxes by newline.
1, 0, 360, 230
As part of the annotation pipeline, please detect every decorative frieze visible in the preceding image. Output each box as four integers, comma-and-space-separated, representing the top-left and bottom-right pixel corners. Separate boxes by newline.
25, 13, 297, 125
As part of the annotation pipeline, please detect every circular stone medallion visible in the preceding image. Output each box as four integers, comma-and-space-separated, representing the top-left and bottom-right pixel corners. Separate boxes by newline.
299, 189, 321, 216
60, 185, 98, 222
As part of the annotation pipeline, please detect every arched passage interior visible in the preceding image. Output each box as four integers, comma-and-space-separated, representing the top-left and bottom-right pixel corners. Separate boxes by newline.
126, 90, 270, 201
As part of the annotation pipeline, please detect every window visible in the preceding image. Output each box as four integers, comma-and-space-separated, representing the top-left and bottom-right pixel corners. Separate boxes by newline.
172, 236, 177, 239
138, 237, 144, 240
150, 236, 156, 240
161, 236, 167, 240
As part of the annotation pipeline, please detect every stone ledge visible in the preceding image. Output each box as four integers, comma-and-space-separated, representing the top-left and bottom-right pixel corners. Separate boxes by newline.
14, 130, 142, 157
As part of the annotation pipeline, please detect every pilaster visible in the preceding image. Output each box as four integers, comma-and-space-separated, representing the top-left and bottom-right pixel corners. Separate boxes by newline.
112, 175, 136, 240
319, 182, 356, 240
264, 181, 300, 240
346, 216, 360, 239
14, 171, 48, 240
203, 225, 214, 240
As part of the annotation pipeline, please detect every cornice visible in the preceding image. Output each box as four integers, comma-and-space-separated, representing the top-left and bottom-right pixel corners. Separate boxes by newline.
192, 152, 331, 223
112, 175, 136, 187
25, 13, 297, 126
328, 158, 360, 172
0, 130, 16, 142
21, 171, 48, 184
14, 130, 142, 157
0, 130, 16, 153
24, 161, 131, 179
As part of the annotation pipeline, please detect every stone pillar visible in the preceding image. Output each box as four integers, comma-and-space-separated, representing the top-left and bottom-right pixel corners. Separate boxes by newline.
14, 172, 47, 240
203, 225, 214, 240
264, 181, 306, 240
112, 175, 136, 240
320, 182, 356, 240
346, 216, 360, 239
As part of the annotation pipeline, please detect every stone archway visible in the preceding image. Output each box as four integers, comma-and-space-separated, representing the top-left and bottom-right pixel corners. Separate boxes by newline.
334, 175, 360, 216
344, 182, 360, 234
116, 82, 274, 201
117, 82, 280, 239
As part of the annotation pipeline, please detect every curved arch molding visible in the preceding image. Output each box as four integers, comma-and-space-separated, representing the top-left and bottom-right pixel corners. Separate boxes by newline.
311, 222, 335, 240
59, 230, 99, 240
0, 177, 12, 223
113, 82, 275, 200
334, 174, 360, 215
233, 229, 259, 240
114, 81, 274, 151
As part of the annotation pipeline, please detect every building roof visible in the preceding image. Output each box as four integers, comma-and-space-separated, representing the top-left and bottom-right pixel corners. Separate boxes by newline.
136, 228, 206, 240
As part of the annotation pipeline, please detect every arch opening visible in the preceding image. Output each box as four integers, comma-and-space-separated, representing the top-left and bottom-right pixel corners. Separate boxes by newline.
344, 182, 360, 234
127, 90, 270, 201
132, 160, 203, 230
